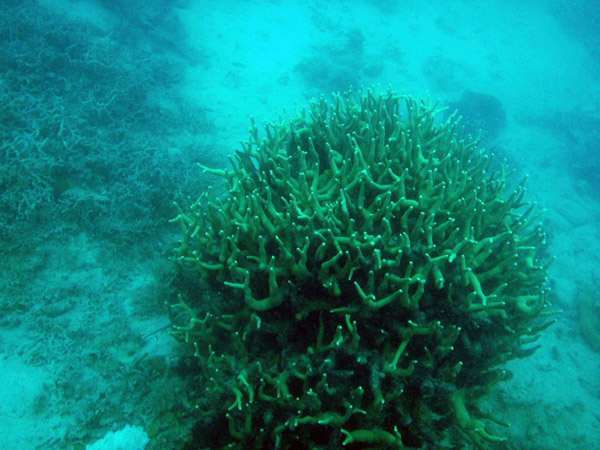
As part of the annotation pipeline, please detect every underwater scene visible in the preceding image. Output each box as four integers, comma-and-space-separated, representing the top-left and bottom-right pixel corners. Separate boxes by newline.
1, 0, 599, 449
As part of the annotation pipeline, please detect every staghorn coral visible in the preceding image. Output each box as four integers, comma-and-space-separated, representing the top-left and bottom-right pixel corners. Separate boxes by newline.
170, 89, 557, 449
0, 0, 205, 244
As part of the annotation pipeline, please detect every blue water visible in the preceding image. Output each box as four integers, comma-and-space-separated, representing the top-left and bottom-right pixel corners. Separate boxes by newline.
1, 1, 599, 449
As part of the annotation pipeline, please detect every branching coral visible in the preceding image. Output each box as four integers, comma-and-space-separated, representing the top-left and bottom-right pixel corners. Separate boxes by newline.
0, 0, 205, 243
170, 88, 557, 449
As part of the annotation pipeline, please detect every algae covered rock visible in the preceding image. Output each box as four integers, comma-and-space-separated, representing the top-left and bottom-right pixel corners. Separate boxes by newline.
578, 286, 600, 352
170, 89, 556, 449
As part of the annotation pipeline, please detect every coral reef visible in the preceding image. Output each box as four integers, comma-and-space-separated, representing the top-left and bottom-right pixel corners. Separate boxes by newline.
0, 0, 207, 244
294, 27, 382, 94
170, 89, 556, 449
447, 90, 507, 142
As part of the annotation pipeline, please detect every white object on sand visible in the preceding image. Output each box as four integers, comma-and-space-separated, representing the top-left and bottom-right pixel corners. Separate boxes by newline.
86, 425, 149, 450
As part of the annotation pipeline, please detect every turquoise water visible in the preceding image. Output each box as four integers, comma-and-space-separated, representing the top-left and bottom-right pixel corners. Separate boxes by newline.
1, 1, 599, 449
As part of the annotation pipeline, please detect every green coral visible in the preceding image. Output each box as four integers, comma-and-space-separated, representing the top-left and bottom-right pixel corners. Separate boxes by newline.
170, 89, 557, 449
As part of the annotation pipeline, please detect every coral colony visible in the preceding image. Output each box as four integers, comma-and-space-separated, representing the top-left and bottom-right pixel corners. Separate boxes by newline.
169, 89, 557, 449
